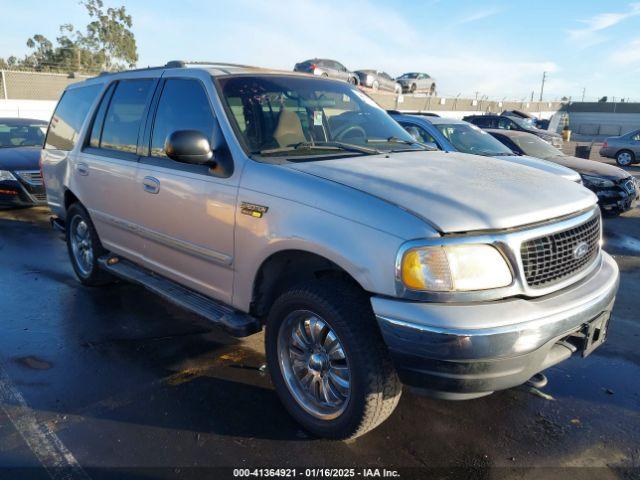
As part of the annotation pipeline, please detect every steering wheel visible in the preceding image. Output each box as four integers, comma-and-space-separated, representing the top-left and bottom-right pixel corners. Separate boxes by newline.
333, 124, 367, 143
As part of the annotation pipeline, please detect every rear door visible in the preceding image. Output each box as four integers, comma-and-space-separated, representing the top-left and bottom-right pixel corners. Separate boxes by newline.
75, 77, 157, 261
630, 131, 640, 156
134, 71, 237, 304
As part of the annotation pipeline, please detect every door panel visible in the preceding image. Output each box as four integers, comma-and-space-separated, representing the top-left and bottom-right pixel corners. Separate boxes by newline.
134, 76, 236, 303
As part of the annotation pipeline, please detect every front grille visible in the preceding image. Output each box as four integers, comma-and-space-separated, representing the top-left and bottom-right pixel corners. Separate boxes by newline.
520, 214, 601, 288
15, 170, 43, 187
621, 178, 636, 195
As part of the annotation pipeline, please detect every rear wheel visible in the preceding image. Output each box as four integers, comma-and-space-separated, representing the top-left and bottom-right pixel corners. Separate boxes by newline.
616, 150, 635, 167
265, 279, 401, 440
410, 83, 417, 93
429, 83, 436, 96
348, 76, 357, 85
66, 203, 113, 286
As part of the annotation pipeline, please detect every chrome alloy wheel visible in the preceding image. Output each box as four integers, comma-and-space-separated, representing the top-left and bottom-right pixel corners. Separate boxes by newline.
69, 216, 94, 277
277, 311, 351, 420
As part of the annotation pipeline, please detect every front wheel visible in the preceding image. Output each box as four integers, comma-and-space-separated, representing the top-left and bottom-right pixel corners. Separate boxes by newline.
265, 280, 401, 440
616, 150, 635, 167
66, 203, 113, 286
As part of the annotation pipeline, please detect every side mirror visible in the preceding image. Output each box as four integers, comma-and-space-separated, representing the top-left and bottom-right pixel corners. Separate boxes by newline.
165, 130, 215, 166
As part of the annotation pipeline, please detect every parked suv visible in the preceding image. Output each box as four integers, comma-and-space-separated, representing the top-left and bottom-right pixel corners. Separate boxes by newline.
42, 62, 619, 440
464, 113, 563, 148
293, 58, 358, 85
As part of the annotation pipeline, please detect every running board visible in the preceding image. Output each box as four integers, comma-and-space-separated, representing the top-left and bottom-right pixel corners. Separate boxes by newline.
98, 255, 262, 337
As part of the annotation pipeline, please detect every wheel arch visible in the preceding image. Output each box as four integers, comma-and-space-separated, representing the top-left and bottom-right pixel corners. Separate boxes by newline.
250, 249, 366, 320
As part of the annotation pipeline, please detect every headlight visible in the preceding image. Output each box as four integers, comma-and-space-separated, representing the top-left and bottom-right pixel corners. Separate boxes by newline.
0, 170, 16, 181
400, 244, 512, 292
581, 174, 614, 188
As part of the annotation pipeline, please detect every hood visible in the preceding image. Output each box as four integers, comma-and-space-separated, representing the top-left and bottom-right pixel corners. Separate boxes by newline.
286, 151, 596, 233
495, 154, 580, 182
548, 155, 629, 180
530, 127, 561, 139
0, 146, 41, 171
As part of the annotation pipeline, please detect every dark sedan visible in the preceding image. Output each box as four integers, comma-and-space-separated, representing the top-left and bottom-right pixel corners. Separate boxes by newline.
464, 113, 563, 148
0, 118, 47, 208
489, 129, 638, 215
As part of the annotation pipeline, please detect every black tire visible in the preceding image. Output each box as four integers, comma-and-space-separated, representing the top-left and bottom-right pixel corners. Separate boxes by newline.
65, 202, 113, 286
410, 83, 416, 93
616, 150, 635, 167
321, 73, 329, 78
265, 279, 402, 440
430, 84, 436, 96
348, 76, 357, 86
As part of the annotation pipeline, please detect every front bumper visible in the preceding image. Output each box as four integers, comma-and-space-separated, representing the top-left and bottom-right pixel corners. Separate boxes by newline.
372, 252, 619, 398
588, 183, 638, 213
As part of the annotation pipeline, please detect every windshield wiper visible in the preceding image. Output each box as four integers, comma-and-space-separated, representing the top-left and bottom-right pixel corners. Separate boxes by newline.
257, 141, 381, 156
370, 136, 437, 151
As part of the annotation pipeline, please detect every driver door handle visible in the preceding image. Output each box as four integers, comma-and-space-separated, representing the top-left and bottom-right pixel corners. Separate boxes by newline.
142, 176, 160, 194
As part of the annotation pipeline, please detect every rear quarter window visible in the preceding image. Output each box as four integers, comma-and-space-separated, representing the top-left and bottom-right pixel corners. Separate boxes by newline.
45, 84, 102, 150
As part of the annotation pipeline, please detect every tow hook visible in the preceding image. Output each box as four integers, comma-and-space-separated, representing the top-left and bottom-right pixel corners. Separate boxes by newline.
526, 373, 548, 389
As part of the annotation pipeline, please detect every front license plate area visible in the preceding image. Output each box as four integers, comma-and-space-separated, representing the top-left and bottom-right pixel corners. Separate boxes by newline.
580, 311, 611, 357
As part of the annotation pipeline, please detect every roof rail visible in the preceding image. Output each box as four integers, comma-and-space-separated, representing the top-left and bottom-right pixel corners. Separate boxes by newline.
164, 60, 256, 69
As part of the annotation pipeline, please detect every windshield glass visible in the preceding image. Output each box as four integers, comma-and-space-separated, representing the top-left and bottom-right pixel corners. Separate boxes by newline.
218, 75, 418, 158
435, 123, 513, 156
509, 134, 563, 159
509, 116, 536, 129
0, 122, 46, 148
398, 73, 418, 79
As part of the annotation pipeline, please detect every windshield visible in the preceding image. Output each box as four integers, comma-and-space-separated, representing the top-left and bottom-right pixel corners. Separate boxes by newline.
509, 134, 563, 159
218, 75, 419, 158
435, 123, 513, 156
0, 122, 46, 148
508, 116, 536, 130
398, 73, 419, 79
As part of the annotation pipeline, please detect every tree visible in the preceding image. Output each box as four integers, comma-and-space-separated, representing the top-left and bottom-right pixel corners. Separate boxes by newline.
598, 96, 608, 103
0, 0, 137, 73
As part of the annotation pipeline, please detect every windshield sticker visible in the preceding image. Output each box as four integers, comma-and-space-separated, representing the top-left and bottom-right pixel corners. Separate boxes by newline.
313, 110, 323, 126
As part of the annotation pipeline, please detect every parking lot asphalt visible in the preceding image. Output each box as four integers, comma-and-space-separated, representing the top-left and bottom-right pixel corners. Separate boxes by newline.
0, 166, 639, 479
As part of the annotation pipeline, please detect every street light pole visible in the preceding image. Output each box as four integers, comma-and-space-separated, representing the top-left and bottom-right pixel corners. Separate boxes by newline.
539, 71, 547, 102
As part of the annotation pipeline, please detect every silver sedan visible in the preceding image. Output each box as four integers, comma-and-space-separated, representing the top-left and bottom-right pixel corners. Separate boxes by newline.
600, 129, 640, 166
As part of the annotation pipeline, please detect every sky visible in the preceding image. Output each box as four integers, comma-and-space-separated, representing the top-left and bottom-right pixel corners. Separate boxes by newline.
1, 0, 639, 101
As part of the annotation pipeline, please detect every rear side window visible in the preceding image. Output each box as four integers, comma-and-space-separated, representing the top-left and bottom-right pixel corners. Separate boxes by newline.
99, 79, 154, 154
45, 84, 101, 150
150, 79, 215, 157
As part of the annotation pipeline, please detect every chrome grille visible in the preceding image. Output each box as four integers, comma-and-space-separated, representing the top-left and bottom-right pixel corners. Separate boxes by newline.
15, 170, 43, 186
622, 178, 636, 195
520, 214, 600, 288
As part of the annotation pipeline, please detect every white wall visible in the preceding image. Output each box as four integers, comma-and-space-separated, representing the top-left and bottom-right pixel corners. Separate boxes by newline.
0, 99, 56, 121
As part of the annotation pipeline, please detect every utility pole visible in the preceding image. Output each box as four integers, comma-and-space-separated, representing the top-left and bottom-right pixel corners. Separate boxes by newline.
530, 91, 534, 102
539, 71, 547, 102
581, 87, 586, 102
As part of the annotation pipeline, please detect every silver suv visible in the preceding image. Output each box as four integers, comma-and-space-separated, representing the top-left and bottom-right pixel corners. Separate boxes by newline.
42, 61, 619, 440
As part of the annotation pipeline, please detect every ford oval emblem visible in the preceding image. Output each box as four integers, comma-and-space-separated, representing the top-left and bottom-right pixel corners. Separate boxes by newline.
573, 241, 590, 260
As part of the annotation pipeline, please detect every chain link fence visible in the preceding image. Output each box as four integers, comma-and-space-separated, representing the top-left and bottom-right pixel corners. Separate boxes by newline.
0, 70, 92, 101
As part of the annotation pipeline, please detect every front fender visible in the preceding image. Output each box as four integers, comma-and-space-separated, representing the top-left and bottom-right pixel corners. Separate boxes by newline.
231, 191, 408, 312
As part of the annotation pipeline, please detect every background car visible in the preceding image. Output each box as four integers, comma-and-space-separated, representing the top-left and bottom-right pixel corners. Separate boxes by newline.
354, 70, 401, 93
600, 129, 640, 166
0, 117, 47, 208
389, 112, 581, 183
489, 129, 638, 215
463, 113, 563, 148
396, 72, 436, 94
293, 58, 359, 84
